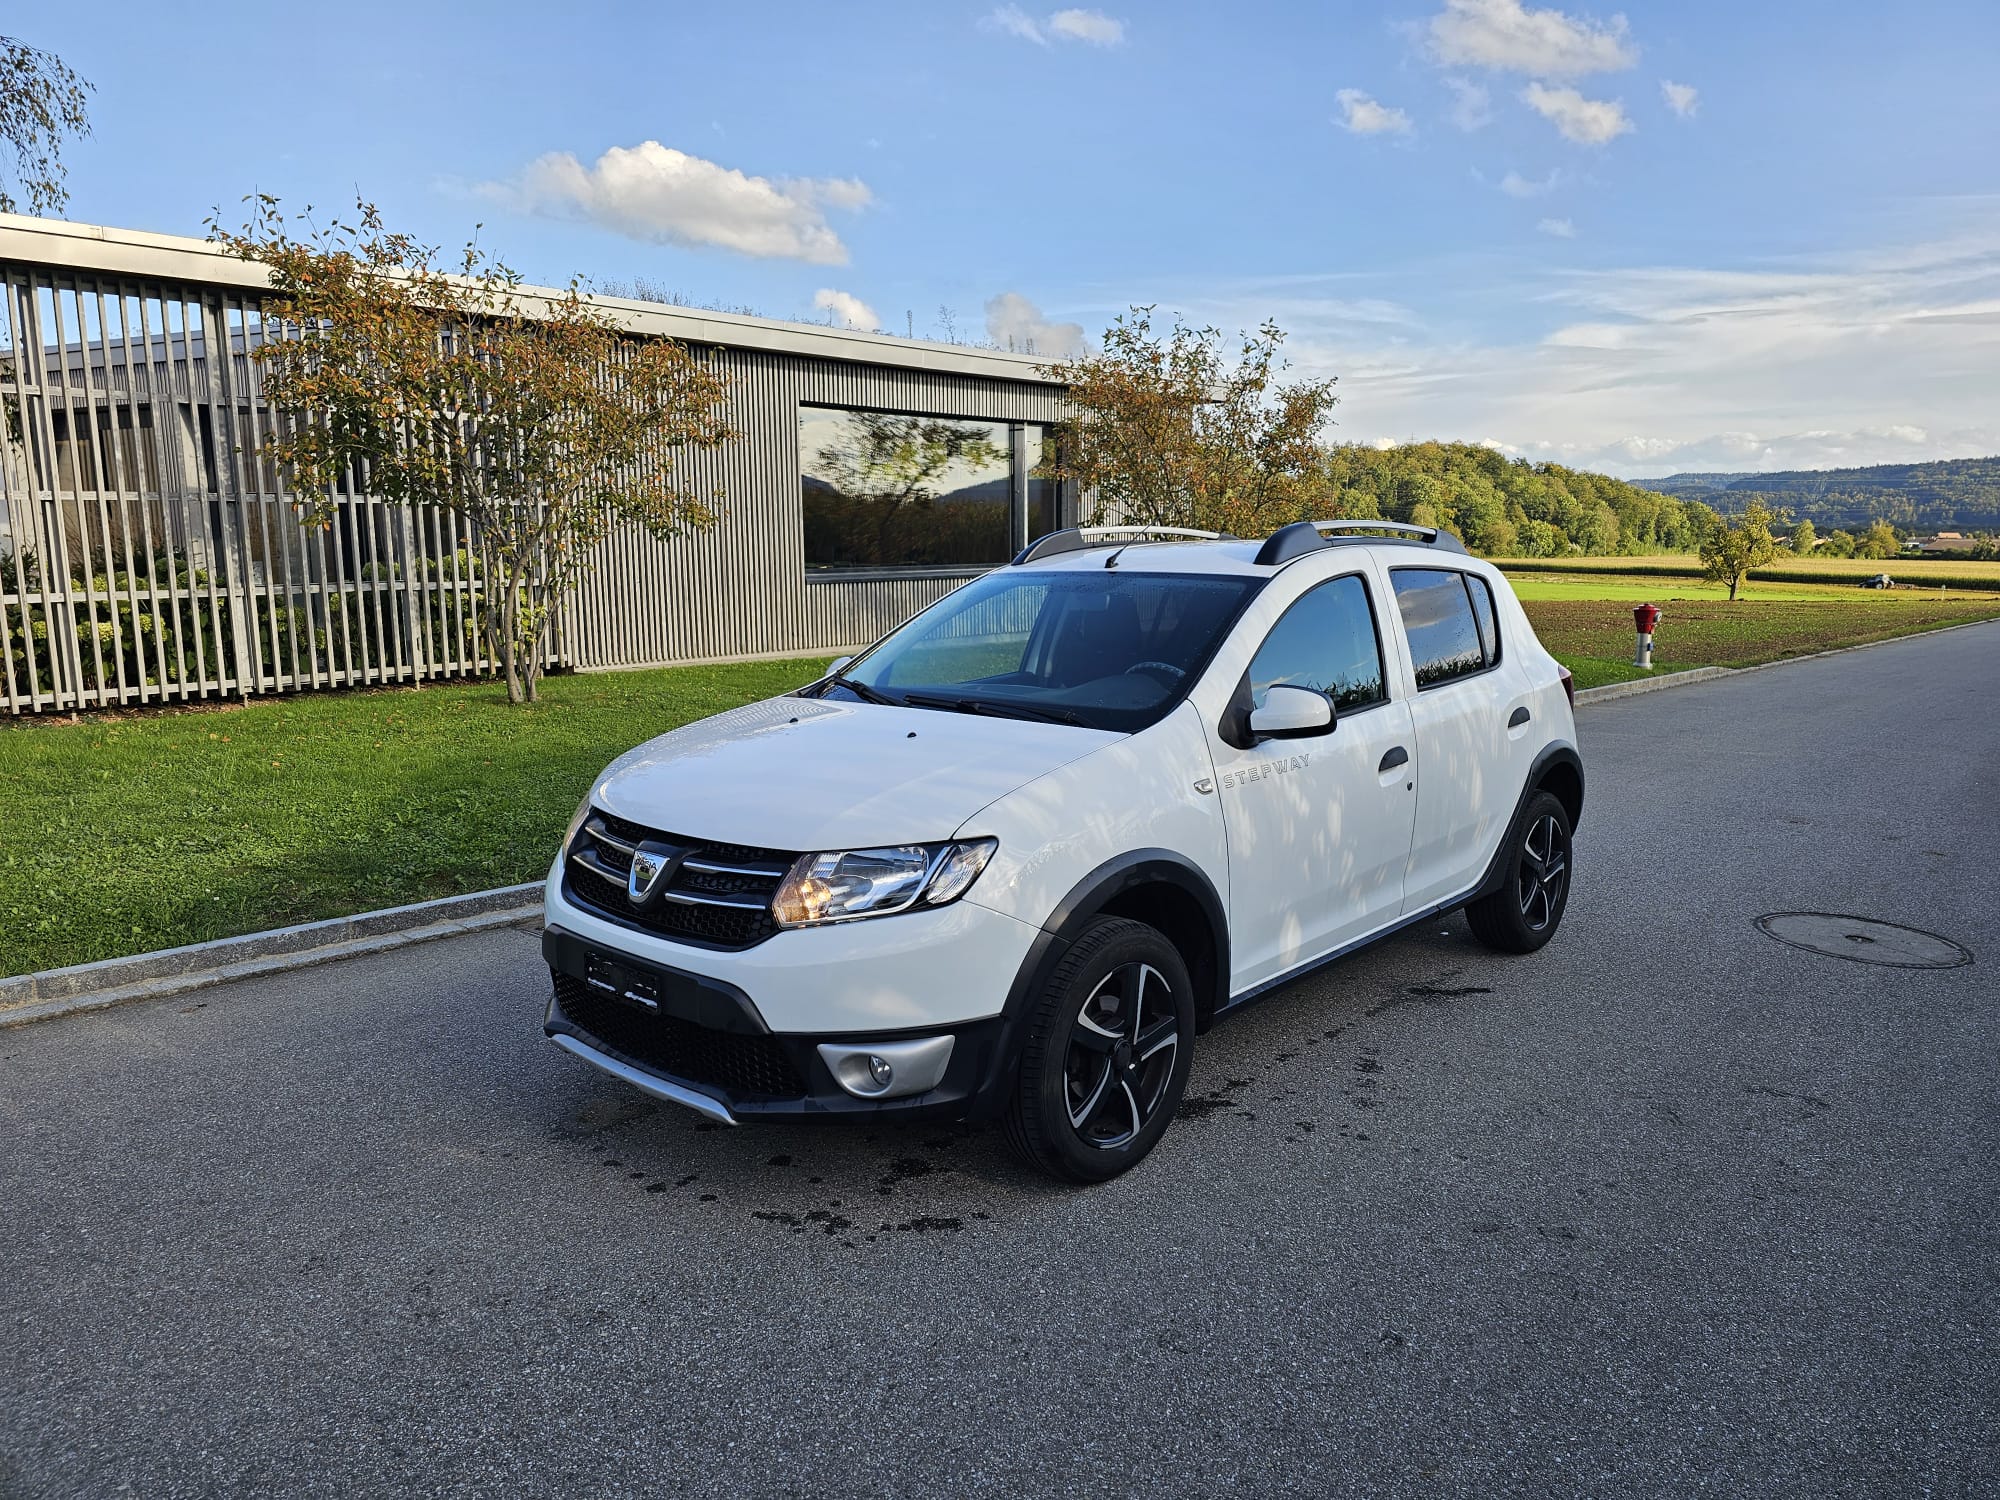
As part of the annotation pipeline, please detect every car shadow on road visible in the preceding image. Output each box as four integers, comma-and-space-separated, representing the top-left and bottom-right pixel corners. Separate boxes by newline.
525, 918, 1514, 1250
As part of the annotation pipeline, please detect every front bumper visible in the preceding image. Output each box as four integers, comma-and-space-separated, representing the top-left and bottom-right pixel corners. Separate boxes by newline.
541, 926, 1012, 1124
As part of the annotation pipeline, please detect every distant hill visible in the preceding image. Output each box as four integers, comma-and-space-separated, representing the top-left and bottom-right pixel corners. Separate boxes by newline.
1636, 456, 2000, 530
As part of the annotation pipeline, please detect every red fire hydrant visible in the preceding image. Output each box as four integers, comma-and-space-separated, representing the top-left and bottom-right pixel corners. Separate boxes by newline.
1633, 603, 1661, 670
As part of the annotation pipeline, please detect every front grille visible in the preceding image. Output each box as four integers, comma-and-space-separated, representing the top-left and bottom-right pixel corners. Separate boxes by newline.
563, 809, 793, 949
553, 973, 807, 1098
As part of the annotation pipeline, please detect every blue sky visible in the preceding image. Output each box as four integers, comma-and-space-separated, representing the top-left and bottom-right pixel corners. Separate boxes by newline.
29, 0, 2000, 476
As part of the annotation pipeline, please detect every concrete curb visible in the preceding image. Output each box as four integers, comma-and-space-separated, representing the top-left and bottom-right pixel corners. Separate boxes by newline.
0, 884, 542, 1029
1574, 615, 2000, 709
1573, 666, 1733, 706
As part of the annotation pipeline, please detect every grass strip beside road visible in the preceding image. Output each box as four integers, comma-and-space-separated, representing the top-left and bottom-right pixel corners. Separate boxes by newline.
0, 659, 833, 978
5, 584, 1997, 975
1522, 595, 2000, 690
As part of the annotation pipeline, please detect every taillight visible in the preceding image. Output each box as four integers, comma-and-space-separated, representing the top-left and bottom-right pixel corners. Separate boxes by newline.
1558, 667, 1575, 708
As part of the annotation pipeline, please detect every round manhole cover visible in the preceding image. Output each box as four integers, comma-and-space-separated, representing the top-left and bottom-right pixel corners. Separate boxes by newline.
1754, 912, 1973, 969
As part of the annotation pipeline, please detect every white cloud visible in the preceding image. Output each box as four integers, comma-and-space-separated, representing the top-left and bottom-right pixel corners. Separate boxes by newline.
813, 288, 879, 331
1500, 168, 1562, 197
1444, 76, 1493, 130
1171, 224, 2000, 478
1538, 217, 1577, 237
1427, 0, 1636, 77
985, 292, 1087, 356
1661, 79, 1699, 117
1336, 88, 1414, 136
1049, 8, 1125, 44
489, 142, 870, 264
981, 5, 1045, 42
1523, 82, 1633, 144
982, 6, 1125, 45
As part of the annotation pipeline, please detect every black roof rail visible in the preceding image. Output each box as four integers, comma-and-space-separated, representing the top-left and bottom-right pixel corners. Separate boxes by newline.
1012, 525, 1230, 565
1251, 518, 1469, 567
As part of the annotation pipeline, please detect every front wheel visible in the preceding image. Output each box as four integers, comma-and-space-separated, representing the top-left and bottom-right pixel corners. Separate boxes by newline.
1004, 917, 1195, 1183
1464, 790, 1573, 954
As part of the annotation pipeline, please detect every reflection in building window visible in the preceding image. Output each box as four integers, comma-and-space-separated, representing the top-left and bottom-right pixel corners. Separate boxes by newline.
800, 407, 1065, 572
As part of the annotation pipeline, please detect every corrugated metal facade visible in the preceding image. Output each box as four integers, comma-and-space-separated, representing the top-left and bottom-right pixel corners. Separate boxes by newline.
0, 216, 1067, 714
564, 349, 1068, 669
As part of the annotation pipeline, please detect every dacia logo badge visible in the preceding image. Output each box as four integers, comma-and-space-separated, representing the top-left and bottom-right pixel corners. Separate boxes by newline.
628, 840, 686, 905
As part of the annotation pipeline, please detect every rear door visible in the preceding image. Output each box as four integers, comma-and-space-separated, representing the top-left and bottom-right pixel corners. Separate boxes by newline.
1390, 566, 1513, 911
1214, 569, 1419, 992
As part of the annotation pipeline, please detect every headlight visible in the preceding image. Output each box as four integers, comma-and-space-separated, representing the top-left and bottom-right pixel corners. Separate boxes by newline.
772, 839, 997, 928
561, 792, 595, 850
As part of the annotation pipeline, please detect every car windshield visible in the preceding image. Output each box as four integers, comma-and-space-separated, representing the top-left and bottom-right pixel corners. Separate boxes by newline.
818, 569, 1262, 732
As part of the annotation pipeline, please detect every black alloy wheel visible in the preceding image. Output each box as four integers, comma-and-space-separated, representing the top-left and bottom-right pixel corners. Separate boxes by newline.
1465, 789, 1574, 954
1517, 809, 1570, 934
1064, 960, 1180, 1149
1006, 916, 1195, 1182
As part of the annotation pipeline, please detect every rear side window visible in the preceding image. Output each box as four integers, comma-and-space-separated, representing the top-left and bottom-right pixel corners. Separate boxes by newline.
1391, 569, 1498, 688
1248, 573, 1388, 713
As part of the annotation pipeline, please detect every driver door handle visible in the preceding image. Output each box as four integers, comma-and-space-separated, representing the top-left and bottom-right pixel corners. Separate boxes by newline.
1378, 746, 1409, 773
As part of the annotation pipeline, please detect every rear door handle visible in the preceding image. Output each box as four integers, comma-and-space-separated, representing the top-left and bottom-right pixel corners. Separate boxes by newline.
1508, 706, 1531, 728
1378, 746, 1409, 773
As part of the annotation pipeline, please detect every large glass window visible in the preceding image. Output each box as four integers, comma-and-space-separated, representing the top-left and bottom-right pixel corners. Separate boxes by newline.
1248, 574, 1387, 714
820, 568, 1260, 733
800, 406, 1063, 573
1391, 569, 1494, 688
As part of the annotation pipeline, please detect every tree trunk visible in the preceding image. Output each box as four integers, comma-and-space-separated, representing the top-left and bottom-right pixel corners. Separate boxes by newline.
501, 578, 524, 704
1729, 575, 1741, 601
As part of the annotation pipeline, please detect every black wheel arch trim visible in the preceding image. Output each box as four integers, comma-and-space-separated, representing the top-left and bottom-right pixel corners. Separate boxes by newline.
961, 849, 1230, 1121
1469, 742, 1585, 904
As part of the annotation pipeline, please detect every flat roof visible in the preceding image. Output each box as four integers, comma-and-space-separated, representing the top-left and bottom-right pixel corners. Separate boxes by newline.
0, 212, 1062, 384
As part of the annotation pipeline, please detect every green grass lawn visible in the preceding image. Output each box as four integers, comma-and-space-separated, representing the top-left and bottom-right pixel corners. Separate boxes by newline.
6, 568, 1998, 977
0, 658, 833, 977
1518, 590, 2000, 690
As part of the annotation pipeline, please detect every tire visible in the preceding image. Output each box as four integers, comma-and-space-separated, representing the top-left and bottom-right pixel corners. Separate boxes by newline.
1464, 790, 1573, 954
1003, 917, 1195, 1184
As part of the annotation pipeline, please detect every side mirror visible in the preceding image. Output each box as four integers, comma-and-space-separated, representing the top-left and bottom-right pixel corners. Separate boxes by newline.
825, 655, 854, 677
1248, 685, 1334, 740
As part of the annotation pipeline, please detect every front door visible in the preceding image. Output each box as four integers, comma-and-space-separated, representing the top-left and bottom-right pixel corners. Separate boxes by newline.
1214, 571, 1419, 994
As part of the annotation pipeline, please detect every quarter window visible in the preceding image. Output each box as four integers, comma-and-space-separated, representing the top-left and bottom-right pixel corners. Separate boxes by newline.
1247, 574, 1387, 713
1391, 569, 1499, 688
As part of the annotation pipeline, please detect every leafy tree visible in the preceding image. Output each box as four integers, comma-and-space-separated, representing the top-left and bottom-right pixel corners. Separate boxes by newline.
1820, 529, 1858, 558
0, 36, 93, 215
1855, 520, 1901, 559
210, 197, 736, 703
1699, 500, 1780, 600
1044, 306, 1338, 537
1789, 518, 1817, 553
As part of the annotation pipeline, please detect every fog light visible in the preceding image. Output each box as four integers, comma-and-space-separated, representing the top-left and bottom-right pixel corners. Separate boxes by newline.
868, 1055, 894, 1087
817, 1036, 956, 1100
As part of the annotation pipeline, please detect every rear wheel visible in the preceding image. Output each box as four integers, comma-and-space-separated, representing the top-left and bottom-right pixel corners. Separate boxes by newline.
1464, 790, 1573, 954
1004, 917, 1194, 1183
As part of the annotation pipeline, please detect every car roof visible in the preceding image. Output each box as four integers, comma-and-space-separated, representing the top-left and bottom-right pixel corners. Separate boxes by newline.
1017, 536, 1492, 579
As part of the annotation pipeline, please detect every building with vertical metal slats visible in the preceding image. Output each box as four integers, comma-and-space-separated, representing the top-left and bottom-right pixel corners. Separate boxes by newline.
0, 214, 1075, 714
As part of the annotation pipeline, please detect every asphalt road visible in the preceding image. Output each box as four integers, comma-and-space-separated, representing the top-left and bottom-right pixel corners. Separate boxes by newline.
4, 625, 1996, 1500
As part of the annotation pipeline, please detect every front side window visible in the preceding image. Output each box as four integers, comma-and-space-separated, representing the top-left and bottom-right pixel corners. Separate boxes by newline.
822, 569, 1261, 733
1248, 573, 1387, 713
1392, 569, 1496, 688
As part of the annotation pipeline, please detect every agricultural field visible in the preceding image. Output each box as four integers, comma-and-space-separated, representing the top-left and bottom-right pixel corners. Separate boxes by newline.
1497, 553, 2000, 591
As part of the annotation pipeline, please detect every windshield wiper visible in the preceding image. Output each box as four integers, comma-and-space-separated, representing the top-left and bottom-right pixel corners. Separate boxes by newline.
822, 673, 899, 706
900, 692, 1091, 728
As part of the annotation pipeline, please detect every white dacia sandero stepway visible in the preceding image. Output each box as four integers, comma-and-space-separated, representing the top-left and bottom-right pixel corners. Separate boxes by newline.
542, 521, 1583, 1181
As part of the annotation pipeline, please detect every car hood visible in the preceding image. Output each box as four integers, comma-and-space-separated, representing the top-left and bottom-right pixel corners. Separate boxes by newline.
591, 695, 1122, 852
